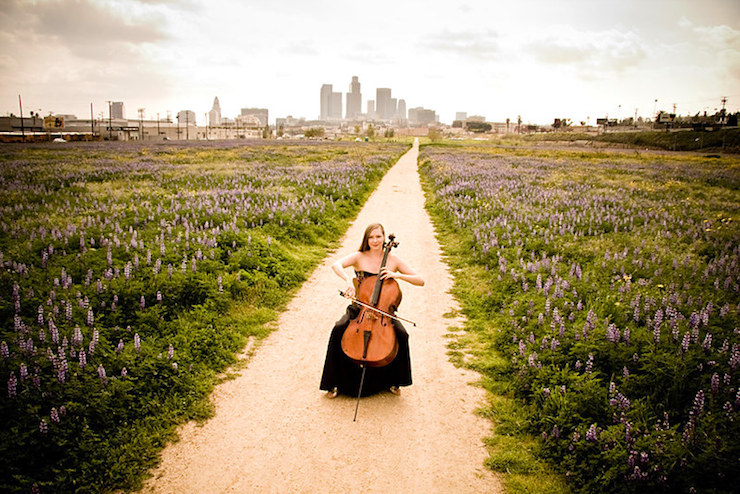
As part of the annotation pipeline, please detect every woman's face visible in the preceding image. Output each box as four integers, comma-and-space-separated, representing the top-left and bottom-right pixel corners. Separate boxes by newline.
367, 227, 384, 251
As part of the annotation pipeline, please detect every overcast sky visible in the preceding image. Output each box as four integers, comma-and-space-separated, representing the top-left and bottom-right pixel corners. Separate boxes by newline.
1, 0, 739, 125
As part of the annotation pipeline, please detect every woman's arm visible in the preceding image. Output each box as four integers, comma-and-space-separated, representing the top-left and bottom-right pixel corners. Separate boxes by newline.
332, 252, 360, 297
381, 255, 424, 287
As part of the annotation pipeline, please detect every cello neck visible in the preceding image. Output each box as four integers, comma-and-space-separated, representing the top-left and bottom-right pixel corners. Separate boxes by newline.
369, 243, 392, 306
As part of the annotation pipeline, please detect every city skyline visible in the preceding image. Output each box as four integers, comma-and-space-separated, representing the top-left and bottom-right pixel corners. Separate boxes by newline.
1, 0, 739, 126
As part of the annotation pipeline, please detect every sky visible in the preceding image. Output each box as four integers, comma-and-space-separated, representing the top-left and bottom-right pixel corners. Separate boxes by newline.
1, 0, 739, 126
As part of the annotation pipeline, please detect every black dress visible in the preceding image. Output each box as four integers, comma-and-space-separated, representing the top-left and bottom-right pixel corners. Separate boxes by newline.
319, 271, 412, 397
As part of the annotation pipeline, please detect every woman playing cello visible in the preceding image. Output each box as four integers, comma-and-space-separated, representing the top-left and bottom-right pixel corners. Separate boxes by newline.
320, 223, 424, 398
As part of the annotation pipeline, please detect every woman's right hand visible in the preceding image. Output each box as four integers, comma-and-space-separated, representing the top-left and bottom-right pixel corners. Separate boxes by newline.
343, 283, 355, 299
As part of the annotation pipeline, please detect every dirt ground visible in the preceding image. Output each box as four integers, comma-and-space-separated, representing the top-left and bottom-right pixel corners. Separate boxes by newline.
141, 140, 502, 493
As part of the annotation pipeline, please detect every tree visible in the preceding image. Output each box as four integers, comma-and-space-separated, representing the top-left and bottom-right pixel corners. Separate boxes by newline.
427, 127, 442, 142
466, 121, 492, 133
305, 127, 325, 138
366, 124, 375, 139
384, 128, 395, 138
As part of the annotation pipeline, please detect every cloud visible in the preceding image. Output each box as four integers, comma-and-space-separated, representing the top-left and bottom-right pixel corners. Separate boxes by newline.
1, 0, 170, 60
419, 29, 500, 60
527, 28, 646, 75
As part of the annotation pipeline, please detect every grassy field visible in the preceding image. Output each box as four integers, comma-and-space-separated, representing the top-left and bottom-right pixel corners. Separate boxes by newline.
419, 141, 740, 493
0, 140, 408, 493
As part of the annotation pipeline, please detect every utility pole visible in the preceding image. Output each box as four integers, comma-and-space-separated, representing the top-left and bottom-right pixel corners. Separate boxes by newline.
157, 112, 160, 139
90, 103, 94, 140
186, 111, 189, 140
18, 95, 25, 142
138, 108, 145, 140
106, 100, 112, 140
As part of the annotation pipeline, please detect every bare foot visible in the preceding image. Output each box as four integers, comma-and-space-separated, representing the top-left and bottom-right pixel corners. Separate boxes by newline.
389, 386, 401, 396
326, 387, 338, 399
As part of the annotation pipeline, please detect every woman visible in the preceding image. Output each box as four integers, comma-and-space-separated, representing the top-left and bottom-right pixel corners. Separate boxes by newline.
320, 223, 424, 398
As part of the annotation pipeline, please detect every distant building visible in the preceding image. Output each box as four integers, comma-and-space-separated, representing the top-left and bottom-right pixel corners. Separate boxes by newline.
346, 76, 362, 119
367, 100, 376, 119
376, 88, 393, 120
397, 99, 407, 120
177, 110, 196, 126
110, 101, 125, 119
456, 112, 467, 121
408, 107, 437, 125
240, 108, 269, 126
467, 115, 486, 123
209, 97, 222, 126
330, 92, 342, 120
320, 84, 342, 121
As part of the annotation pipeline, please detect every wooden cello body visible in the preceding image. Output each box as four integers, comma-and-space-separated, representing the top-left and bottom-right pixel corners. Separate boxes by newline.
341, 234, 400, 367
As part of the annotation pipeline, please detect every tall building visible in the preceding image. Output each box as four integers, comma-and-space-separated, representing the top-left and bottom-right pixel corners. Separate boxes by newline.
320, 83, 343, 120
376, 88, 392, 120
330, 92, 342, 119
397, 99, 407, 120
367, 100, 375, 119
240, 108, 269, 126
209, 97, 222, 126
320, 84, 333, 120
346, 76, 362, 119
110, 101, 125, 119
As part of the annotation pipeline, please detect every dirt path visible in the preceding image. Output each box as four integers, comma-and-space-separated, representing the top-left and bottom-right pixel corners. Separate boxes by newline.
142, 140, 502, 493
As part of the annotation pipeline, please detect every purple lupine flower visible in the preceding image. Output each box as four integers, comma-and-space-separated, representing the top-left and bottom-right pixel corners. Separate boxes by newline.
729, 344, 740, 371
693, 390, 705, 416
585, 353, 594, 374
1, 341, 8, 359
134, 333, 141, 353
586, 424, 598, 442
39, 419, 48, 435
140, 295, 146, 309
8, 372, 18, 398
121, 367, 128, 377
19, 363, 28, 381
172, 362, 178, 370
681, 333, 691, 353
542, 387, 551, 399
50, 407, 60, 424
157, 290, 162, 303
711, 373, 720, 394
89, 329, 99, 355
87, 308, 94, 327
116, 340, 124, 354
37, 305, 44, 326
551, 425, 560, 439
167, 344, 174, 360
73, 325, 83, 347
606, 324, 620, 343
702, 333, 713, 350
97, 364, 107, 385
79, 349, 87, 369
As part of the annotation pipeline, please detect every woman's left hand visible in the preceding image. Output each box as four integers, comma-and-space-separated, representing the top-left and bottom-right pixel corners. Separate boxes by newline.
379, 267, 396, 280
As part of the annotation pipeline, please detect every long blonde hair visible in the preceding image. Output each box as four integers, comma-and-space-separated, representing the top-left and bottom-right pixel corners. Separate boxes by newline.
358, 223, 385, 252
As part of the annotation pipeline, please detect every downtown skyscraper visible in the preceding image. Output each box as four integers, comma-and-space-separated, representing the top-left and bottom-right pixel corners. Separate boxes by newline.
345, 76, 362, 119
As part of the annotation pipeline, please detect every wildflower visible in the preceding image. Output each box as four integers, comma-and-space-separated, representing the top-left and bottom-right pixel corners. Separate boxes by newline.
711, 373, 720, 394
98, 364, 107, 385
39, 419, 48, 435
121, 367, 128, 377
542, 387, 551, 398
681, 333, 691, 353
116, 340, 124, 354
134, 333, 141, 353
168, 344, 174, 360
157, 290, 162, 303
1, 341, 8, 359
140, 295, 146, 309
87, 308, 94, 327
586, 424, 598, 442
551, 425, 560, 439
79, 349, 87, 369
693, 390, 705, 416
8, 372, 18, 398
50, 407, 60, 424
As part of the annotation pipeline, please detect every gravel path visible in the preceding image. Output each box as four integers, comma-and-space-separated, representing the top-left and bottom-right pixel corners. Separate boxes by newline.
142, 139, 502, 493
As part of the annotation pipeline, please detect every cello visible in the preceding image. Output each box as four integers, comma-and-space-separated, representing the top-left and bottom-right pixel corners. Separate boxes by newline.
340, 233, 403, 420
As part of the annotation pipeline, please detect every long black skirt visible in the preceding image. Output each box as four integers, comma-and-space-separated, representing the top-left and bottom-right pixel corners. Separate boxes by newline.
320, 305, 412, 397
